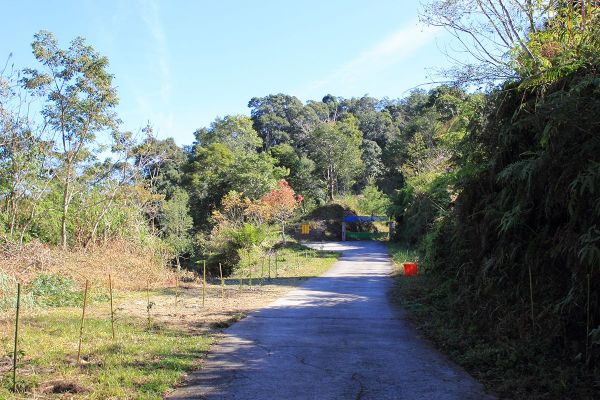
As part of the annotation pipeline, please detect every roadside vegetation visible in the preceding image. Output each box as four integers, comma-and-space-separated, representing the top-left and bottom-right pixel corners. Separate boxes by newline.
1, 1, 599, 399
388, 2, 600, 399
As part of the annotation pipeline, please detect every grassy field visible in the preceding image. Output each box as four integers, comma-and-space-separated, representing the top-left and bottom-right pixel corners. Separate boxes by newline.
0, 243, 339, 399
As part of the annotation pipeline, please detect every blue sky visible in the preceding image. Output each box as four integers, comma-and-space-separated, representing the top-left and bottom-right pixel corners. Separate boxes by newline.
0, 0, 453, 145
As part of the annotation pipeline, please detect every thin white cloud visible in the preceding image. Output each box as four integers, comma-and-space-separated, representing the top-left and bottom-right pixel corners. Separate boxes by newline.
138, 0, 174, 135
301, 21, 441, 97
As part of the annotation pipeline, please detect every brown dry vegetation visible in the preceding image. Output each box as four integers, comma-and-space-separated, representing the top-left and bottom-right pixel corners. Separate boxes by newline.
0, 239, 173, 290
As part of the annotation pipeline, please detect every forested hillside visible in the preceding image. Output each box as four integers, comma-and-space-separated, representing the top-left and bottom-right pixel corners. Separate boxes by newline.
1, 1, 599, 398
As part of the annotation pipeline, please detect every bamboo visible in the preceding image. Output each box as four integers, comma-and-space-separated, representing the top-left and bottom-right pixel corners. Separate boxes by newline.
109, 274, 115, 340
12, 283, 21, 392
219, 262, 224, 299
528, 264, 534, 331
202, 260, 206, 307
77, 280, 89, 365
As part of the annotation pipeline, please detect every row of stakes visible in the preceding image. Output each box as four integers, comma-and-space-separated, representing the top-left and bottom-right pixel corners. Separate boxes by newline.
8, 248, 319, 392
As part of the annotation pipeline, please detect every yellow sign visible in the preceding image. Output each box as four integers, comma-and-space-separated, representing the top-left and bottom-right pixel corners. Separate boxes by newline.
301, 223, 310, 235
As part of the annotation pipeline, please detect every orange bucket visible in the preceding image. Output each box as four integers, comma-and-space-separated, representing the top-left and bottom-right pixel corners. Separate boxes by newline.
402, 262, 418, 276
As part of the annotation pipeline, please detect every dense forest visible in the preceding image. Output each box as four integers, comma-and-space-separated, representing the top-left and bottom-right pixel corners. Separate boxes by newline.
1, 1, 599, 397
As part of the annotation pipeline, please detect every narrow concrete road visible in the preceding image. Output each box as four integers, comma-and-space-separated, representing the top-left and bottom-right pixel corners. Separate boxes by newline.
167, 241, 493, 400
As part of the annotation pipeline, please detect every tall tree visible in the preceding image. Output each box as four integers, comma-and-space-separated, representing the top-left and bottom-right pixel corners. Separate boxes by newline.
23, 31, 119, 248
308, 117, 363, 200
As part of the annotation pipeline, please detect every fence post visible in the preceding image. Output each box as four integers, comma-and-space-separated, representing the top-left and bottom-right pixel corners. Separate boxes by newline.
77, 280, 89, 366
219, 262, 224, 299
109, 274, 115, 340
202, 260, 206, 307
12, 283, 21, 392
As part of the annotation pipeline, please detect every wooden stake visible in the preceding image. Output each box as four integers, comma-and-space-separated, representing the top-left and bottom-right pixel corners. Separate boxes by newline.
175, 272, 179, 306
109, 274, 115, 340
219, 262, 224, 299
77, 280, 89, 366
146, 280, 152, 329
249, 263, 253, 288
12, 283, 21, 392
275, 252, 278, 278
202, 260, 206, 307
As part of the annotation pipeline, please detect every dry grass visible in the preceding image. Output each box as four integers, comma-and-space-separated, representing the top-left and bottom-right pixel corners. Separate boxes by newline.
0, 239, 173, 290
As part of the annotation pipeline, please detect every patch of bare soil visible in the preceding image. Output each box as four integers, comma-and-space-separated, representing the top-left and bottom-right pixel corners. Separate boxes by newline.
116, 278, 309, 333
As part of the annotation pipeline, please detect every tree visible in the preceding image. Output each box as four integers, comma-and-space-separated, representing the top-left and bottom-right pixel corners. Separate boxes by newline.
248, 94, 307, 149
0, 59, 53, 244
307, 117, 363, 200
420, 0, 600, 84
261, 180, 302, 243
23, 31, 119, 248
160, 188, 193, 267
358, 180, 391, 217
269, 143, 321, 200
193, 115, 262, 153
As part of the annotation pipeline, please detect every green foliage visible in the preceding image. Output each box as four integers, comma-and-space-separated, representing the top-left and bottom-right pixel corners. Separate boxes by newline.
418, 69, 600, 397
29, 274, 82, 307
357, 180, 391, 216
307, 117, 363, 200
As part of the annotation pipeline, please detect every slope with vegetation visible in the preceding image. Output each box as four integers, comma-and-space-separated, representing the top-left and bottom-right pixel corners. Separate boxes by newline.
390, 1, 600, 399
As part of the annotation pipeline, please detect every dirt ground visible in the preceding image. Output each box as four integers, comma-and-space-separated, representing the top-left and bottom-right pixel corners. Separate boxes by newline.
117, 278, 315, 333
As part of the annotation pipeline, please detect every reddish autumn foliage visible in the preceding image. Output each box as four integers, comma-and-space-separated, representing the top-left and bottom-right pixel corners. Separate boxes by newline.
261, 180, 302, 242
261, 180, 302, 221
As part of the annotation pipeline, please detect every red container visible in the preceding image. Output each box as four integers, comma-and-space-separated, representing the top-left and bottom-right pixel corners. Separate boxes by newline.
403, 262, 418, 276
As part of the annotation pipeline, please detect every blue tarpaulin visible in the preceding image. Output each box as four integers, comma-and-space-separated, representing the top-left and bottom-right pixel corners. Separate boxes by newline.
343, 215, 387, 223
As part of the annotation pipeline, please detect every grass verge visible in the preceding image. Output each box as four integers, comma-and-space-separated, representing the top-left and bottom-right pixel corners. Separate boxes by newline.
0, 309, 210, 399
386, 242, 598, 400
0, 242, 340, 399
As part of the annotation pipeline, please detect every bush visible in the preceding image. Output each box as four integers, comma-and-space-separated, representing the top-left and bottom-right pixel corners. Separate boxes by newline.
29, 274, 82, 307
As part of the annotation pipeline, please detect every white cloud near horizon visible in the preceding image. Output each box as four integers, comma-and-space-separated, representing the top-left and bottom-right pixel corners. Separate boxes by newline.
300, 21, 441, 98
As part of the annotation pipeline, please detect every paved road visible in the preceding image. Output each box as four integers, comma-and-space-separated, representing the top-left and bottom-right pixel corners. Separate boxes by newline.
166, 241, 493, 400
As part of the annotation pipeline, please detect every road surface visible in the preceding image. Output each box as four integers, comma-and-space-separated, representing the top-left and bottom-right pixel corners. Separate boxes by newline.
166, 241, 493, 400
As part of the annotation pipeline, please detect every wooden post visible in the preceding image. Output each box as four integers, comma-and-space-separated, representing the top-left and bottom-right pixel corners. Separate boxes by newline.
219, 262, 224, 299
109, 274, 115, 340
275, 252, 278, 278
202, 260, 206, 307
146, 280, 151, 329
249, 264, 253, 288
175, 272, 179, 306
268, 254, 271, 280
12, 283, 21, 392
77, 280, 89, 365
